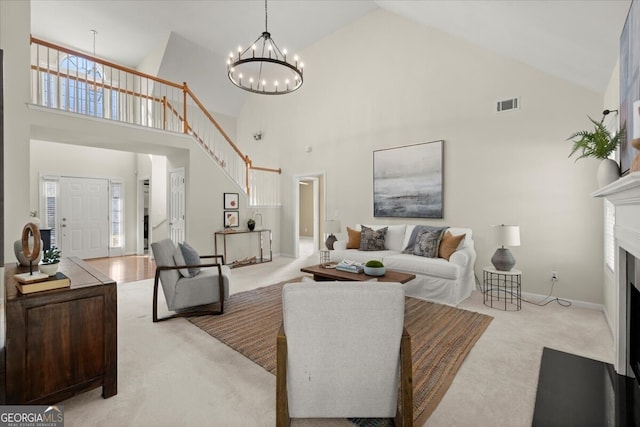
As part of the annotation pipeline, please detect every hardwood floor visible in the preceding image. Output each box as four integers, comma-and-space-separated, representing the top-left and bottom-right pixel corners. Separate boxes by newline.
84, 255, 156, 283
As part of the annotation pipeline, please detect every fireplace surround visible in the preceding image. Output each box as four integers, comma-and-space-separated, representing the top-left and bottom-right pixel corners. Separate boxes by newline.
594, 172, 640, 377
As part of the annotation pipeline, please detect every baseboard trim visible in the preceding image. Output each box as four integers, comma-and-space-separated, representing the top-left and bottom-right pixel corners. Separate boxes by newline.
521, 291, 604, 311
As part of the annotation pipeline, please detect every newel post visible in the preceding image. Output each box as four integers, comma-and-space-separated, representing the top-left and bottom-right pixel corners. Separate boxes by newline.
245, 156, 252, 196
182, 82, 188, 134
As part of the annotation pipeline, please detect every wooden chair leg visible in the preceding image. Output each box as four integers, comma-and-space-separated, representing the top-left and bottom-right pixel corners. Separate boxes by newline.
276, 324, 291, 427
152, 270, 225, 322
395, 327, 413, 427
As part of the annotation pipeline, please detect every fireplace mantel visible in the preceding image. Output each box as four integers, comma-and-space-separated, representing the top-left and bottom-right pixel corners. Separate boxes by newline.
593, 172, 640, 202
593, 171, 640, 375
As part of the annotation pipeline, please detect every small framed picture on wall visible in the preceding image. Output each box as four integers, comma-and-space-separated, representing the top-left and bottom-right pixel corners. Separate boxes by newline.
224, 211, 239, 228
224, 193, 239, 210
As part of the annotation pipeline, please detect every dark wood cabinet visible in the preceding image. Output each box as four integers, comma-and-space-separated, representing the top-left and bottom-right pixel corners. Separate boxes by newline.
3, 257, 117, 404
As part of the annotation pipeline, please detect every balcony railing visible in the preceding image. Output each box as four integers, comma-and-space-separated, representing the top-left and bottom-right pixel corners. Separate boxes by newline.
29, 36, 280, 206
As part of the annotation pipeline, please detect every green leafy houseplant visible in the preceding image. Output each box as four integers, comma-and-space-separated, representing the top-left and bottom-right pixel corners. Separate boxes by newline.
567, 116, 625, 161
42, 246, 61, 264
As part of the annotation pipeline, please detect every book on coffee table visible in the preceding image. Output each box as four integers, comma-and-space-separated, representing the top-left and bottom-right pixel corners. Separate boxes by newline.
336, 259, 364, 273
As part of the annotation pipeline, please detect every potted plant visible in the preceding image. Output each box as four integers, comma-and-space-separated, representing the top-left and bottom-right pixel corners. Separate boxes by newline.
247, 218, 256, 231
364, 259, 385, 277
567, 116, 625, 187
40, 246, 61, 276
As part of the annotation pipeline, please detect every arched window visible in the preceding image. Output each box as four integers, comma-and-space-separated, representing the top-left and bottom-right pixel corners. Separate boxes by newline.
44, 55, 118, 118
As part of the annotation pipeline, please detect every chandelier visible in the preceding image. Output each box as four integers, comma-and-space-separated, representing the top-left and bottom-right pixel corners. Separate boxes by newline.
227, 0, 304, 95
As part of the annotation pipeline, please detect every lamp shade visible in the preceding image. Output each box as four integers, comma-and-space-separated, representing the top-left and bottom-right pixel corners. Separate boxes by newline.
493, 224, 520, 247
324, 220, 341, 235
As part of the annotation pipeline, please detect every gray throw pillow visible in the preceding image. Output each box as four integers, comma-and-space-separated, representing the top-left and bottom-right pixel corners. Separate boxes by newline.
413, 231, 440, 258
178, 242, 201, 277
360, 226, 387, 251
173, 246, 191, 277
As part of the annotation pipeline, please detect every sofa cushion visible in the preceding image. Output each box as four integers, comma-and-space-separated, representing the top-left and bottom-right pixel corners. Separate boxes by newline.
360, 226, 387, 251
413, 230, 441, 258
384, 253, 460, 280
439, 231, 466, 260
346, 227, 361, 249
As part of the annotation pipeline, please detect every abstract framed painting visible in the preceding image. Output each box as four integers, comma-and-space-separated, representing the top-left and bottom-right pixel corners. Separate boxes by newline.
224, 211, 239, 228
620, 0, 640, 175
373, 140, 444, 218
224, 192, 239, 210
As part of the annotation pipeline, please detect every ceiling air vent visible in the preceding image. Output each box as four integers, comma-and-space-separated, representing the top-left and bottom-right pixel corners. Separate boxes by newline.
496, 97, 519, 112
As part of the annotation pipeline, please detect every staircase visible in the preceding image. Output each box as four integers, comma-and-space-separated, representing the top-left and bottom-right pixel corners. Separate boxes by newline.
29, 36, 280, 207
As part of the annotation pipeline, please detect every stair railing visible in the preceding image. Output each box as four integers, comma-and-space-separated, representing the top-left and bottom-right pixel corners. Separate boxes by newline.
29, 36, 280, 205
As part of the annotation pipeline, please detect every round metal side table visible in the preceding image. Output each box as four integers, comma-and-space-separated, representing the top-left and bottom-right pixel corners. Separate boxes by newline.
483, 267, 522, 311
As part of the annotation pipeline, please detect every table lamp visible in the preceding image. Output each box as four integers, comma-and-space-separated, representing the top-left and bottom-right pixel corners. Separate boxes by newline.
491, 224, 520, 271
324, 220, 341, 250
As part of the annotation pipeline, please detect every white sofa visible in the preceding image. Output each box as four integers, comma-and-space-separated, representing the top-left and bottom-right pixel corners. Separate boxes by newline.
331, 224, 476, 306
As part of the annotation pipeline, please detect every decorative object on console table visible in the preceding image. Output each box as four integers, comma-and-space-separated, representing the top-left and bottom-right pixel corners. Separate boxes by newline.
324, 219, 341, 249
39, 245, 61, 276
247, 218, 256, 231
16, 272, 70, 294
566, 113, 624, 188
490, 224, 520, 271
373, 140, 444, 218
223, 192, 239, 210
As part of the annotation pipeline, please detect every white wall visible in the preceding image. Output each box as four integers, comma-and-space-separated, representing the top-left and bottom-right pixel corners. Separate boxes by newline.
237, 8, 606, 303
1, 0, 31, 260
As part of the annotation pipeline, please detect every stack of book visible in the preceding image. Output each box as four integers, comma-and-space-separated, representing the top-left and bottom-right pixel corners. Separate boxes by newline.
336, 259, 364, 274
14, 271, 71, 294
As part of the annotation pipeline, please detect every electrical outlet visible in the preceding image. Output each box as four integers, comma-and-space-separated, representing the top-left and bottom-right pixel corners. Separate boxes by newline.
551, 271, 559, 281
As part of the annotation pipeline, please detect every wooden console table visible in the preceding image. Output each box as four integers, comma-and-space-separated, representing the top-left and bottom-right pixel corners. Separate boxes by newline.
3, 257, 117, 404
214, 229, 273, 268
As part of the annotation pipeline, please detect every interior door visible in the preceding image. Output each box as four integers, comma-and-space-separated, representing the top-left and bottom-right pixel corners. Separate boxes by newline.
59, 177, 109, 259
169, 169, 185, 244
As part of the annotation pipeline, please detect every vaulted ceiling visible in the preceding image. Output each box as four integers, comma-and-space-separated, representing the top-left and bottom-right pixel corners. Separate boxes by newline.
31, 0, 632, 116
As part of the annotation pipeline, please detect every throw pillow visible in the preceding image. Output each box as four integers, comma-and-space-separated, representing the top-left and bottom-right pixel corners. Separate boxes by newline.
179, 242, 201, 277
413, 231, 440, 258
359, 226, 387, 251
173, 246, 191, 277
346, 227, 361, 249
439, 231, 466, 260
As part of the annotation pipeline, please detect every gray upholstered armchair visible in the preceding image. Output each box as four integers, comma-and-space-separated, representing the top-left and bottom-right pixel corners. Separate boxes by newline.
276, 281, 413, 426
150, 238, 230, 322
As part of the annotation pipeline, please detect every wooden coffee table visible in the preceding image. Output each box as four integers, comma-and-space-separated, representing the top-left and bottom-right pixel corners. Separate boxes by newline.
301, 264, 416, 283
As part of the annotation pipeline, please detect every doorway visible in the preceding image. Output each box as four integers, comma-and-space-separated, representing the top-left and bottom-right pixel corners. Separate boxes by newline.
294, 173, 325, 258
59, 176, 110, 259
169, 168, 185, 244
137, 178, 150, 255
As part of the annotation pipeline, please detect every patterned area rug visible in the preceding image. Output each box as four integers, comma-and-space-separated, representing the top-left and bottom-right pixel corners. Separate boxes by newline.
189, 280, 492, 425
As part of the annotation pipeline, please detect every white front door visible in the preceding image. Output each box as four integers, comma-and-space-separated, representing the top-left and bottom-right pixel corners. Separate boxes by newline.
169, 169, 185, 244
59, 177, 110, 259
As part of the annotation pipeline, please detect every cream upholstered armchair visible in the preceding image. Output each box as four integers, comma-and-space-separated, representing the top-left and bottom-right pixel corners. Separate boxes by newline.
150, 239, 230, 322
276, 281, 412, 426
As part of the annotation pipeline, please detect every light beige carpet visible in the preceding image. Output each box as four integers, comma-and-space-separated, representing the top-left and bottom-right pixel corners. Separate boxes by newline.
188, 280, 493, 425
